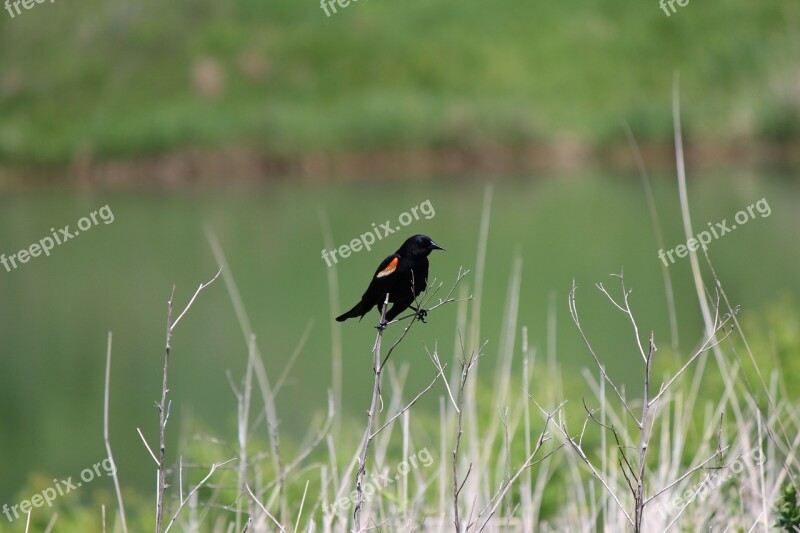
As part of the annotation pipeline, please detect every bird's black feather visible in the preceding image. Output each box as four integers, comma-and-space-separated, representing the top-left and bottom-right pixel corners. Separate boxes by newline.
336, 234, 444, 324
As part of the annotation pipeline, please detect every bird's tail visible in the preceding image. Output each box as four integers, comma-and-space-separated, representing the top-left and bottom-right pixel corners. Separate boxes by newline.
336, 300, 371, 322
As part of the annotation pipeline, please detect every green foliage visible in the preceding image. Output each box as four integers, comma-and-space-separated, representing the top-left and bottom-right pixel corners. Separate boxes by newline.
0, 472, 148, 533
0, 0, 795, 164
737, 296, 800, 401
775, 484, 800, 531
760, 102, 800, 143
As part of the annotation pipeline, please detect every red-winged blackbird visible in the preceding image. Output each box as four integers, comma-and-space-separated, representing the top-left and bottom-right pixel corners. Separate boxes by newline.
336, 234, 445, 327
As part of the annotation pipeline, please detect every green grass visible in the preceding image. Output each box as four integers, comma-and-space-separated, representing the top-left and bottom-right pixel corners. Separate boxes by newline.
0, 0, 797, 164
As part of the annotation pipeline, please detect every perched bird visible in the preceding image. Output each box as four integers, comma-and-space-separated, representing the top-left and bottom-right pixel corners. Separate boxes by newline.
336, 234, 445, 327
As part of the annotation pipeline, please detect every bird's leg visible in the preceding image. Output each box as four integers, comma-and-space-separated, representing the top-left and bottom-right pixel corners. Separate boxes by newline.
409, 306, 428, 323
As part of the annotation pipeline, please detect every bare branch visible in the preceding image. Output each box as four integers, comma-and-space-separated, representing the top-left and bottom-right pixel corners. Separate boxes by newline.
427, 345, 459, 413
569, 281, 641, 425
137, 427, 159, 465
353, 295, 390, 532
475, 403, 563, 532
244, 482, 286, 532
370, 366, 444, 439
645, 445, 730, 505
453, 342, 481, 531
649, 309, 736, 406
163, 459, 235, 532
156, 269, 221, 532
170, 268, 222, 331
555, 412, 634, 527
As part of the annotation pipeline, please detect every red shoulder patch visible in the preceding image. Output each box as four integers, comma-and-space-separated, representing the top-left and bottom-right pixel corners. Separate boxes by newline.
376, 257, 399, 278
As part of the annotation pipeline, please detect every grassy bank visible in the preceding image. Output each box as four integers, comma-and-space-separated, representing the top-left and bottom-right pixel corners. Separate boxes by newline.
0, 0, 797, 166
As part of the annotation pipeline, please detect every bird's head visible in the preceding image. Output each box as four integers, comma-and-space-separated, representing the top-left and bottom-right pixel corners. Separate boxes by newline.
398, 234, 445, 257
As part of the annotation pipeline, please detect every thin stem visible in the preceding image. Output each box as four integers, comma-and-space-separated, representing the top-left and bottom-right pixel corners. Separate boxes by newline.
103, 332, 128, 533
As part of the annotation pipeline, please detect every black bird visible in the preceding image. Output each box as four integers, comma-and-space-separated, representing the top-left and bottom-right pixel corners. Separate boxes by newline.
336, 234, 445, 327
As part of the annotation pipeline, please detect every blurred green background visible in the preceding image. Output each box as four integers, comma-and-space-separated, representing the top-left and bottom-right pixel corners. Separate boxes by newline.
0, 0, 797, 165
0, 0, 798, 528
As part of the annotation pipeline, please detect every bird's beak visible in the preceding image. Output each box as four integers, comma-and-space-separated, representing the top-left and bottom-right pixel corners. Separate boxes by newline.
431, 241, 445, 251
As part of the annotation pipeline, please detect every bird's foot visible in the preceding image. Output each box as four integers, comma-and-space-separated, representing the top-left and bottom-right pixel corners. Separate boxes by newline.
416, 309, 428, 323
375, 320, 388, 331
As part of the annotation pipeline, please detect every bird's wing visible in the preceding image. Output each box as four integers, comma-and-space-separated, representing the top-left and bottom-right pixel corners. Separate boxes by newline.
359, 253, 401, 301
371, 254, 427, 293
372, 253, 402, 279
